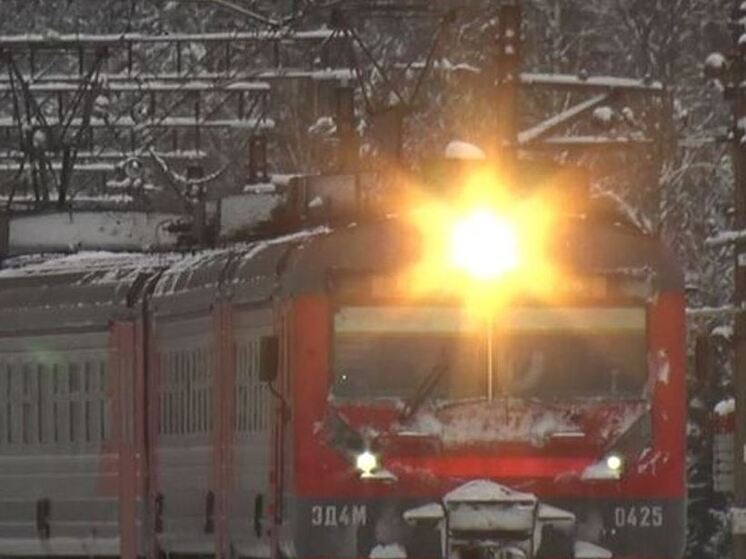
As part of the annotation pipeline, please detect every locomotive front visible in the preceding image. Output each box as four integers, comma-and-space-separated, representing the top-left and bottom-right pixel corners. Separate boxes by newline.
273, 168, 685, 559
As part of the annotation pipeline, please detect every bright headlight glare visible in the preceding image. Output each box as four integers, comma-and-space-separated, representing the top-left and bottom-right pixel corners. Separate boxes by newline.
449, 209, 520, 280
605, 454, 623, 473
355, 450, 379, 476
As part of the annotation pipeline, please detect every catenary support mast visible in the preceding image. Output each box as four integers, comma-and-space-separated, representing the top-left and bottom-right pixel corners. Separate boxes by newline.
733, 2, 746, 555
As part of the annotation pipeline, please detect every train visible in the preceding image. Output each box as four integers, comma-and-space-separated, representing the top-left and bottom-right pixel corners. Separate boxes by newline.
0, 158, 685, 559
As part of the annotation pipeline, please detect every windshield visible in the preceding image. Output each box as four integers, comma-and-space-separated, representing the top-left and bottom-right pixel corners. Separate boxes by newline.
499, 307, 648, 399
333, 307, 486, 399
332, 306, 647, 401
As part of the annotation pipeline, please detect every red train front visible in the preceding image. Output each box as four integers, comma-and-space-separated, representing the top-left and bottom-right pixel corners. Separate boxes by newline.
0, 163, 685, 559
265, 180, 686, 559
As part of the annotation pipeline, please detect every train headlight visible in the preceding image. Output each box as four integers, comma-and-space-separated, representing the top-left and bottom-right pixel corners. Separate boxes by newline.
449, 209, 520, 280
605, 453, 624, 474
582, 452, 625, 481
355, 450, 379, 477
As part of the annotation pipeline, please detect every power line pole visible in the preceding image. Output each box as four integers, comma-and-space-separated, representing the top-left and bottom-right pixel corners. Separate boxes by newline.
496, 0, 522, 174
734, 0, 746, 551
705, 1, 746, 553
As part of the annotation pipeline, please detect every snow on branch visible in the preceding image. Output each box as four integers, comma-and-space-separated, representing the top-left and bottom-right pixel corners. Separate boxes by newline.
518, 93, 609, 144
148, 147, 228, 188
706, 230, 746, 247
687, 305, 738, 318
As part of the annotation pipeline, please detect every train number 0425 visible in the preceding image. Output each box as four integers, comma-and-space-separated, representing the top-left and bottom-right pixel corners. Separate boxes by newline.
613, 506, 663, 528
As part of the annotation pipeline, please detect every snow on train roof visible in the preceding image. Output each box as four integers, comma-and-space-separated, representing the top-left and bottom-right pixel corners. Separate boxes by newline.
0, 251, 179, 330
0, 251, 175, 279
150, 226, 332, 298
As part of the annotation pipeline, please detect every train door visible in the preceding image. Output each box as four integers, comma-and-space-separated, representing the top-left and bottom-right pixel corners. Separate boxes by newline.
228, 306, 274, 558
149, 313, 216, 556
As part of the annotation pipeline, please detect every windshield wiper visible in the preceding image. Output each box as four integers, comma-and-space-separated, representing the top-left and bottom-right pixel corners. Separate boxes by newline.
399, 349, 450, 422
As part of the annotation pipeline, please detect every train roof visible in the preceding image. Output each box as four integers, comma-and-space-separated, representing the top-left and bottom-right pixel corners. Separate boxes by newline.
0, 251, 176, 333
0, 217, 682, 331
280, 217, 683, 295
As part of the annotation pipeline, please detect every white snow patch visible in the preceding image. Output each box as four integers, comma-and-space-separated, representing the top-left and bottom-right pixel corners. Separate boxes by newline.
715, 398, 736, 416
712, 325, 734, 339
581, 460, 621, 481
8, 211, 180, 255
705, 52, 727, 73
404, 401, 587, 447
369, 544, 407, 559
444, 480, 534, 503
444, 140, 486, 160
652, 349, 670, 384
308, 116, 336, 135
403, 503, 444, 524
220, 191, 282, 237
592, 106, 614, 124
449, 505, 535, 532
575, 541, 613, 559
234, 542, 270, 559
242, 182, 277, 194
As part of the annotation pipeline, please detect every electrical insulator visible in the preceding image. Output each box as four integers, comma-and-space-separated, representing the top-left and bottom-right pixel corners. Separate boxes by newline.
732, 1, 746, 43
335, 85, 358, 171
249, 135, 268, 183
186, 165, 204, 181
704, 52, 728, 81
498, 3, 522, 83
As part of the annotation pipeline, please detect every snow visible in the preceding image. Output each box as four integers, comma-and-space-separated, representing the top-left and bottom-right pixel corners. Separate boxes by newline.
0, 116, 275, 130
537, 504, 575, 523
270, 174, 301, 187
705, 229, 746, 246
581, 460, 621, 481
712, 325, 734, 339
242, 183, 277, 194
233, 542, 270, 559
591, 190, 652, 233
449, 504, 535, 532
444, 140, 486, 160
519, 93, 608, 144
361, 468, 398, 482
651, 349, 670, 384
7, 211, 181, 255
0, 250, 175, 282
575, 541, 613, 559
0, 81, 269, 93
0, 30, 337, 46
520, 72, 663, 92
402, 503, 444, 524
687, 305, 737, 318
369, 544, 407, 559
592, 106, 614, 124
220, 191, 282, 237
704, 53, 727, 73
715, 398, 735, 416
403, 400, 593, 447
444, 480, 535, 504
308, 116, 336, 135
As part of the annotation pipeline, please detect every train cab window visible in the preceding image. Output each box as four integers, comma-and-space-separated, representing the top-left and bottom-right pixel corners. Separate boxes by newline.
332, 306, 486, 400
498, 307, 648, 399
332, 305, 648, 403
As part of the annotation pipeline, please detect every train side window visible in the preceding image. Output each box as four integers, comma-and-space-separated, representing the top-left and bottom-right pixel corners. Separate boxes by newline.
259, 336, 279, 383
158, 346, 212, 437
236, 339, 271, 434
253, 493, 264, 537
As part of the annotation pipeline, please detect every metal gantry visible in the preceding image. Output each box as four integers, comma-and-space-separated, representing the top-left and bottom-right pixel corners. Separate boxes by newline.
0, 30, 351, 207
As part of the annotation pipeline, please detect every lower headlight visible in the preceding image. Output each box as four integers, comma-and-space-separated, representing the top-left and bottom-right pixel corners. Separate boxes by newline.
356, 450, 379, 476
605, 453, 624, 473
